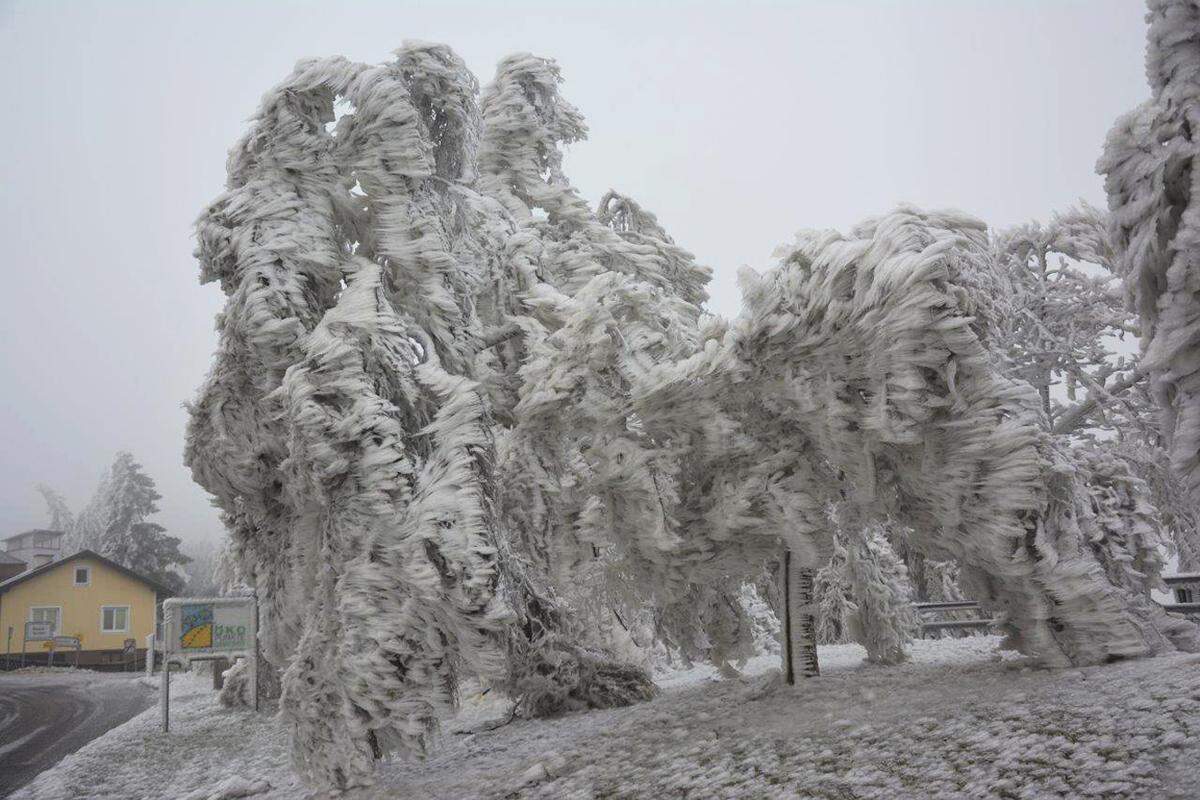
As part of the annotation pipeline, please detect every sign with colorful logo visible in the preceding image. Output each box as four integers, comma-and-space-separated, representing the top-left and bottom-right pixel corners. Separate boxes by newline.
163, 597, 255, 658
181, 604, 214, 649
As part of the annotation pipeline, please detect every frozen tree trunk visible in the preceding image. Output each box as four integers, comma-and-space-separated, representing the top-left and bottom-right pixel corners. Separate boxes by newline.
779, 547, 819, 683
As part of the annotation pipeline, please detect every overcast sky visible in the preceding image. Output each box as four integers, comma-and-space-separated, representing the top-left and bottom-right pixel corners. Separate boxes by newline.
0, 0, 1149, 549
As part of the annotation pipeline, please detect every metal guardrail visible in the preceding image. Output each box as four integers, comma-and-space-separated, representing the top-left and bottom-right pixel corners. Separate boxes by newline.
1161, 602, 1200, 615
914, 600, 992, 638
913, 601, 984, 612
915, 597, 1200, 638
920, 619, 996, 632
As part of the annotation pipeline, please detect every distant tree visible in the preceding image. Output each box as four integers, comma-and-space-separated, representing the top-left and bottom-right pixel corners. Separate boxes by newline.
67, 469, 110, 552
182, 539, 224, 597
94, 452, 162, 558
107, 522, 190, 594
35, 484, 74, 534
39, 452, 188, 589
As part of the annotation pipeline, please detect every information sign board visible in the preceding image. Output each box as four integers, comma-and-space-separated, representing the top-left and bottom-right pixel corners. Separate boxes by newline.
24, 621, 54, 641
160, 596, 258, 732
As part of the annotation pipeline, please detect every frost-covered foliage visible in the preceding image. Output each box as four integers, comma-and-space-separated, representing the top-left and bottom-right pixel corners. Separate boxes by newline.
1100, 0, 1200, 506
35, 484, 74, 534
186, 45, 661, 792
842, 523, 918, 664
181, 539, 224, 597
734, 207, 1199, 667
478, 53, 763, 675
993, 203, 1200, 572
994, 203, 1139, 429
187, 39, 1200, 795
217, 658, 255, 709
1073, 446, 1169, 596
739, 582, 781, 659
919, 559, 966, 604
185, 46, 528, 790
814, 535, 856, 645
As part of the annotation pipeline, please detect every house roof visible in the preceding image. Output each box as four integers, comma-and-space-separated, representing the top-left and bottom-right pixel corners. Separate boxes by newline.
3, 528, 64, 543
0, 549, 175, 597
0, 551, 26, 565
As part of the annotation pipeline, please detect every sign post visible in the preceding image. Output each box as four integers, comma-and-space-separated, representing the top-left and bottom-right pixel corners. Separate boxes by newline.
5, 626, 11, 670
50, 636, 80, 669
22, 621, 54, 669
160, 596, 258, 733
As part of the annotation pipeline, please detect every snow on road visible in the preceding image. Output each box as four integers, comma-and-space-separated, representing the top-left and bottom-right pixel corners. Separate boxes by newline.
0, 670, 154, 798
11, 638, 1200, 799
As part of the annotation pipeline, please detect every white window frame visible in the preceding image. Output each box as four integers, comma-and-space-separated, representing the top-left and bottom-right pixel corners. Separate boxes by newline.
29, 605, 62, 635
100, 605, 131, 634
73, 566, 91, 586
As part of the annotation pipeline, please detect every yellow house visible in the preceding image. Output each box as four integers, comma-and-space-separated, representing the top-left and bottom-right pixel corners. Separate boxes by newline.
0, 549, 172, 667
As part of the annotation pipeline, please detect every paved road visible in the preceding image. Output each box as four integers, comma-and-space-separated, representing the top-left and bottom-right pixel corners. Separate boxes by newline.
0, 673, 153, 798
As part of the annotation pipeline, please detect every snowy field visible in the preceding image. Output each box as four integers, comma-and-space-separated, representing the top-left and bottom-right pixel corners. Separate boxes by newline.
12, 636, 1200, 800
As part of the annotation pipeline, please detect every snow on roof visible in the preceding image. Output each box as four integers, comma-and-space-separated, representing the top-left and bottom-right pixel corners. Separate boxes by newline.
1162, 573, 1200, 584
2, 528, 64, 542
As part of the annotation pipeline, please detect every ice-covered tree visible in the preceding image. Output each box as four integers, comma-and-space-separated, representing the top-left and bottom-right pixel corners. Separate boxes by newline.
41, 453, 188, 587
734, 207, 1198, 666
993, 205, 1197, 573
181, 539, 224, 597
186, 49, 520, 790
188, 40, 1200, 795
35, 484, 74, 534
107, 522, 190, 594
187, 45, 665, 791
1100, 0, 1200, 510
843, 523, 918, 664
69, 469, 111, 551
814, 534, 856, 645
93, 452, 163, 557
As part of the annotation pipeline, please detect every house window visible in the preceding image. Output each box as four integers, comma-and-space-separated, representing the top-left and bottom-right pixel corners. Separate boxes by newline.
1178, 587, 1195, 604
74, 566, 91, 586
101, 606, 130, 633
30, 606, 61, 635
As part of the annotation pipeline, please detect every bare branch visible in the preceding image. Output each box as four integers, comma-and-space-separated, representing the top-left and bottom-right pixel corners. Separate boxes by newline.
1052, 368, 1147, 436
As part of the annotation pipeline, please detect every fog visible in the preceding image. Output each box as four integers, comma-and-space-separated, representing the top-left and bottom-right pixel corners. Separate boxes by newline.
0, 0, 1146, 548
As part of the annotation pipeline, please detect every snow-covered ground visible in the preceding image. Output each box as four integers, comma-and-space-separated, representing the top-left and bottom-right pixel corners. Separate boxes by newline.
12, 637, 1200, 799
